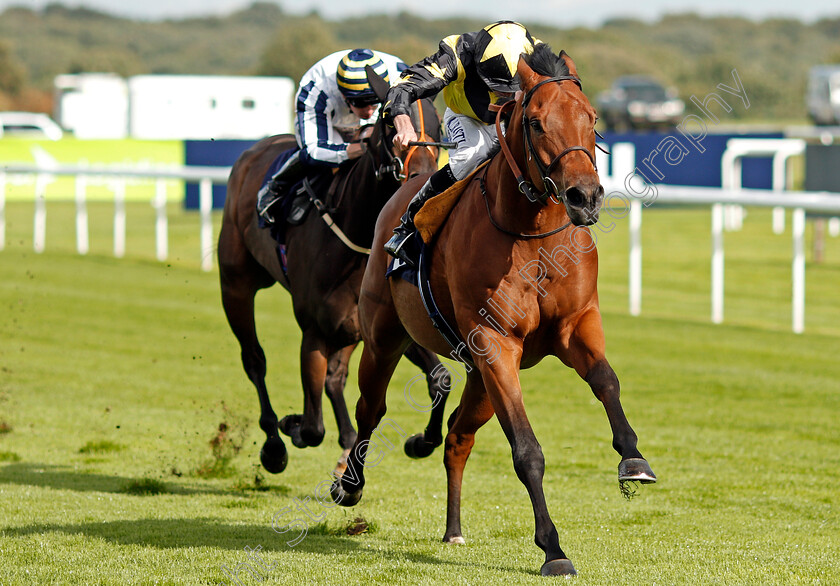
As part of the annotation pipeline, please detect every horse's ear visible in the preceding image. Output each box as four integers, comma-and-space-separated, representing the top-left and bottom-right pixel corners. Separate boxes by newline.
559, 50, 579, 78
516, 53, 541, 92
365, 65, 391, 103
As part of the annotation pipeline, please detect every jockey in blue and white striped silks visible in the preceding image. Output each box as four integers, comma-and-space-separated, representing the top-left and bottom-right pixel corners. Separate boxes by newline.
294, 49, 407, 168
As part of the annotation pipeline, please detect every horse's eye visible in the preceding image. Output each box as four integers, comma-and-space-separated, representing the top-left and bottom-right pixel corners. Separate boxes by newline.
529, 119, 543, 133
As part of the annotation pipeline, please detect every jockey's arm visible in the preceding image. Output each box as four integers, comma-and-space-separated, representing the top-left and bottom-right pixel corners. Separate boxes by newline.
391, 114, 418, 154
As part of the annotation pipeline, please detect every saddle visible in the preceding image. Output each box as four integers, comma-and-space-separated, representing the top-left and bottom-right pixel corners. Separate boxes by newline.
414, 160, 490, 245
386, 161, 491, 366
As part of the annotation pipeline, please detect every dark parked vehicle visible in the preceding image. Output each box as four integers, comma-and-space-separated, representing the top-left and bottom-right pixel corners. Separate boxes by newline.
596, 76, 684, 131
807, 65, 840, 126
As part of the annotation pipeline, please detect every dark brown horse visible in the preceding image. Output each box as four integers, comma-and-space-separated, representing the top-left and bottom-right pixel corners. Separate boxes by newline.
330, 45, 656, 575
218, 85, 451, 476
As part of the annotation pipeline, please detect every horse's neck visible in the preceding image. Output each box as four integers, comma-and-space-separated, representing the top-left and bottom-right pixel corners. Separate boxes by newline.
331, 152, 393, 239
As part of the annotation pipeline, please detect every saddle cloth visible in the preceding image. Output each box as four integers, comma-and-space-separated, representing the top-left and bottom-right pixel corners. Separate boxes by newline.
413, 160, 490, 245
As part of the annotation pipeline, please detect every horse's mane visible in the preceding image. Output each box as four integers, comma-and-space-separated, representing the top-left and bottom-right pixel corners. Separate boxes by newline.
521, 43, 571, 78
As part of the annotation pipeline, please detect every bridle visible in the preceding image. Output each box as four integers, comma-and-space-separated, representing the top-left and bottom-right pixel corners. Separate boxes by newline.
375, 101, 437, 183
315, 99, 438, 255
496, 75, 608, 206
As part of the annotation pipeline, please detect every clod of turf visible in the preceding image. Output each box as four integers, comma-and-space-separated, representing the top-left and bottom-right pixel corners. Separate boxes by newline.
193, 404, 249, 478
346, 516, 372, 536
0, 451, 21, 462
310, 516, 376, 537
120, 478, 169, 495
0, 421, 13, 435
78, 440, 124, 454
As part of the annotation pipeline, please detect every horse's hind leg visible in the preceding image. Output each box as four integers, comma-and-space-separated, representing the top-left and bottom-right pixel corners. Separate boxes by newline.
219, 230, 287, 473
442, 372, 494, 544
569, 309, 656, 486
402, 344, 453, 459
324, 344, 358, 476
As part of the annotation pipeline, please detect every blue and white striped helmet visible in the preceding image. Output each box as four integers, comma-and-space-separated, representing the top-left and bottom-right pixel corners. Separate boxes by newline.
336, 48, 390, 105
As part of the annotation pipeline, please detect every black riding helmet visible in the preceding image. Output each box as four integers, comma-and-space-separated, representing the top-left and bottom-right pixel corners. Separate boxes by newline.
474, 21, 537, 94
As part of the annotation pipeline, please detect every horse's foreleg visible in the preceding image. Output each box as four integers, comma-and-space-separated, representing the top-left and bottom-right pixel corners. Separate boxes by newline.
569, 310, 656, 487
324, 345, 358, 476
442, 372, 494, 544
402, 344, 453, 459
479, 355, 576, 576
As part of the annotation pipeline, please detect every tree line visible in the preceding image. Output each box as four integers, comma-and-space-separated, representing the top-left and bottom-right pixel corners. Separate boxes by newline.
1, 2, 839, 121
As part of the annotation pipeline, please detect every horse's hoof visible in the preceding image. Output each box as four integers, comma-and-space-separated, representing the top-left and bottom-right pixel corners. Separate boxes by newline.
279, 415, 307, 448
333, 448, 351, 478
443, 535, 465, 545
330, 479, 362, 507
540, 558, 577, 576
404, 433, 437, 459
278, 414, 301, 434
618, 458, 657, 483
259, 437, 288, 474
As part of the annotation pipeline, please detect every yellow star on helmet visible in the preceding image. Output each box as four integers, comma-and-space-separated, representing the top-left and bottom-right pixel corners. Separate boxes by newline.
480, 22, 531, 76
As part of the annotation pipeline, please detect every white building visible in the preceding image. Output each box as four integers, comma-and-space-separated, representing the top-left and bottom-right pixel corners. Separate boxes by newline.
54, 73, 129, 139
54, 73, 295, 140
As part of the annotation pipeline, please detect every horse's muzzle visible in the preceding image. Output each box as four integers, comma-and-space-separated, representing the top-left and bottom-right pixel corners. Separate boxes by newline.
563, 183, 604, 226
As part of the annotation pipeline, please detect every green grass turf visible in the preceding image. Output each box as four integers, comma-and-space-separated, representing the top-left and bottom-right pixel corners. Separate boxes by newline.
0, 201, 838, 584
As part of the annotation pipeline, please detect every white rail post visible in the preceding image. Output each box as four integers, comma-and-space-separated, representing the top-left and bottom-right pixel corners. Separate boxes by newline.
726, 157, 744, 231
34, 173, 48, 253
628, 200, 642, 316
0, 171, 5, 251
75, 173, 89, 255
113, 179, 126, 258
154, 179, 168, 262
829, 217, 840, 237
771, 153, 787, 234
792, 208, 806, 334
199, 177, 213, 272
711, 203, 725, 324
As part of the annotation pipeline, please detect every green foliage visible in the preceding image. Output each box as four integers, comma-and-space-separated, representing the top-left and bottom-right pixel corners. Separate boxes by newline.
257, 16, 340, 82
0, 40, 26, 95
1, 4, 839, 120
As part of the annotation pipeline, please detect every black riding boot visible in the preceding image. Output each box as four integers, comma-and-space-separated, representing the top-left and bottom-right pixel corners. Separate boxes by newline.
384, 179, 438, 266
257, 150, 305, 226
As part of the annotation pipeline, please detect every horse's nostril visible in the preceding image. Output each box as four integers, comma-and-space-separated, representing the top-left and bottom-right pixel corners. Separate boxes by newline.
564, 186, 586, 208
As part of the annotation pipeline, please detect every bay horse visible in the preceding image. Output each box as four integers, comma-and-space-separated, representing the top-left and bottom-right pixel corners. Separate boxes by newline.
218, 78, 452, 476
330, 45, 656, 575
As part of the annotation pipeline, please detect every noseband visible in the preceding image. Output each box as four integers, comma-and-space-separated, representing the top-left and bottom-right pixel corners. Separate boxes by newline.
497, 75, 604, 206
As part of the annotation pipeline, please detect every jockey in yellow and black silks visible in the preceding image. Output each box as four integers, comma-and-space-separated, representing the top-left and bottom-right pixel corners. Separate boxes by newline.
383, 21, 540, 264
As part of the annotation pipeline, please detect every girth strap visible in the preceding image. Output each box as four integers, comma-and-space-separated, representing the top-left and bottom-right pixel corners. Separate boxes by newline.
416, 244, 474, 366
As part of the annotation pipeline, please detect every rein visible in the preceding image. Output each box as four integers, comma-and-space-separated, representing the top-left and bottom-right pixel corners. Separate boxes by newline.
376, 101, 437, 183
313, 100, 439, 256
302, 178, 372, 255
401, 102, 438, 180
478, 166, 571, 239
